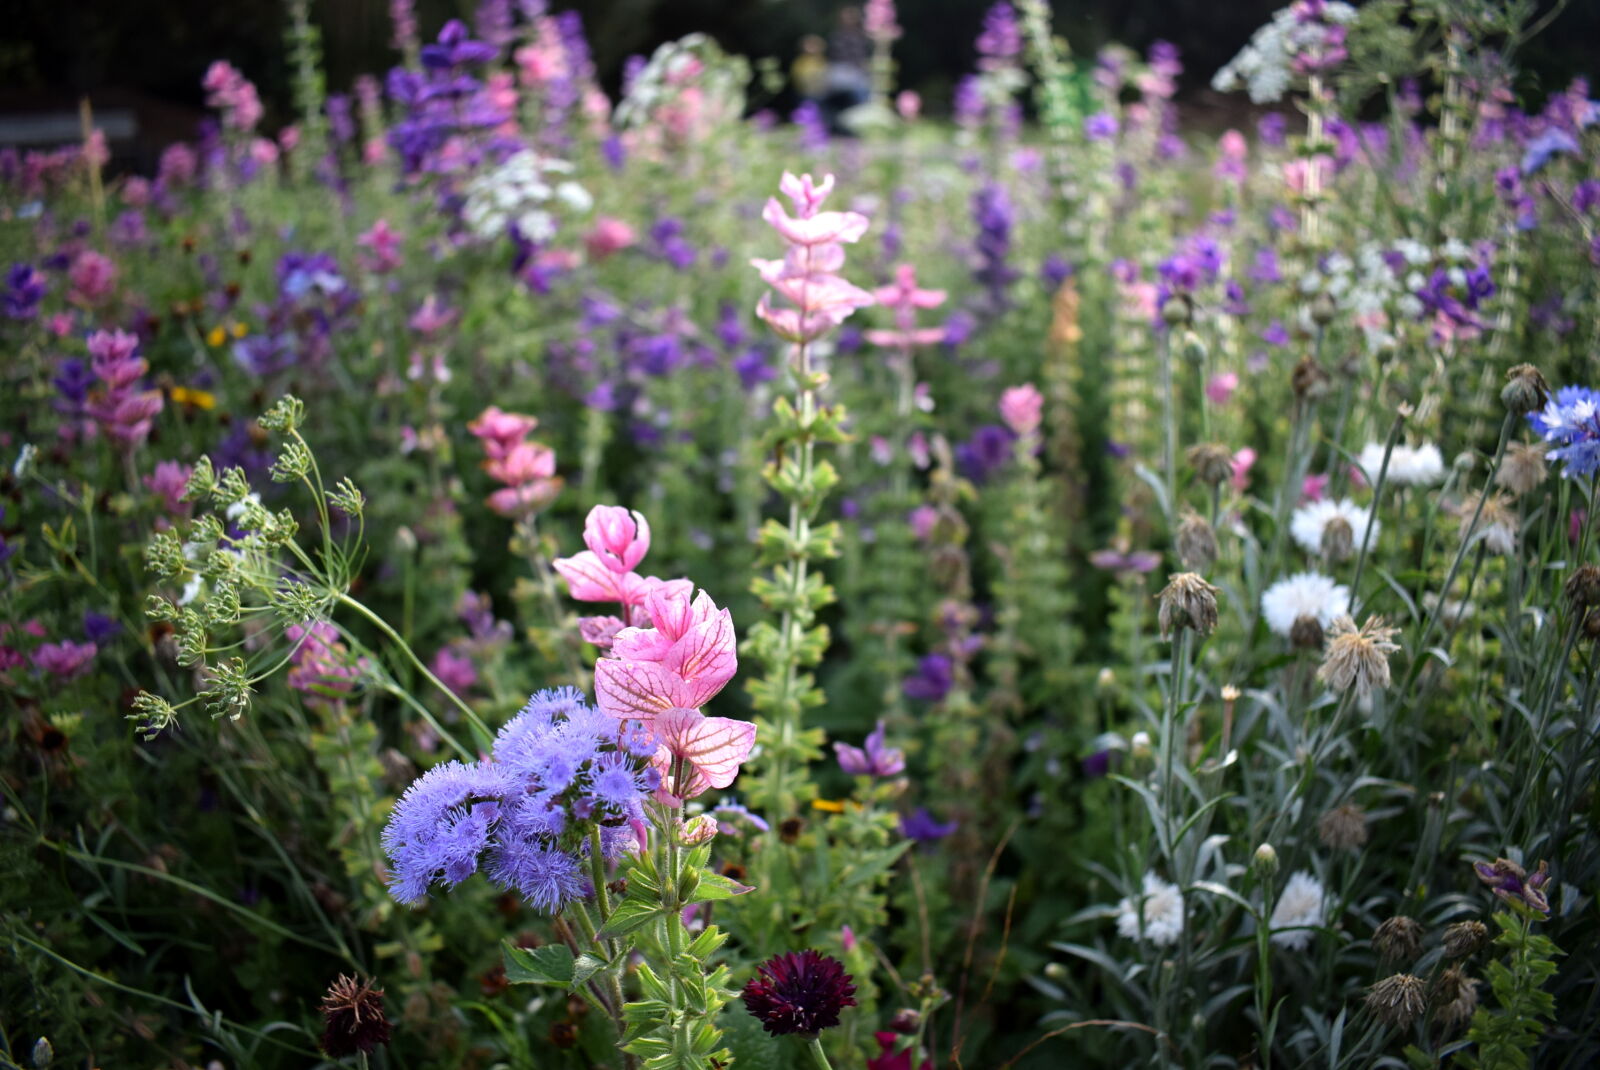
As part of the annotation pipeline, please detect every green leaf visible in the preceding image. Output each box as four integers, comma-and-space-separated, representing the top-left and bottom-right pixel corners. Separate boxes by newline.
597, 895, 662, 941
688, 869, 754, 902
503, 942, 575, 986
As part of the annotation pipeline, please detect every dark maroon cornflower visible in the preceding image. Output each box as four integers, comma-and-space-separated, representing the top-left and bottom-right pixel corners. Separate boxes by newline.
320, 974, 392, 1057
741, 950, 858, 1037
1473, 858, 1552, 914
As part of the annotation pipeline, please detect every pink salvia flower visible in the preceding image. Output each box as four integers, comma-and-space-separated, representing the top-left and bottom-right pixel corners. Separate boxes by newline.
86, 328, 162, 449
1231, 447, 1258, 493
752, 171, 873, 344
356, 219, 404, 274
998, 383, 1044, 436
583, 505, 652, 575
595, 587, 738, 720
649, 707, 757, 801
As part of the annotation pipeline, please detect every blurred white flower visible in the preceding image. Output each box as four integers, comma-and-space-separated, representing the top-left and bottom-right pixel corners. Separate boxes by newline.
1291, 497, 1378, 557
1261, 572, 1349, 637
1269, 870, 1327, 949
1116, 872, 1185, 946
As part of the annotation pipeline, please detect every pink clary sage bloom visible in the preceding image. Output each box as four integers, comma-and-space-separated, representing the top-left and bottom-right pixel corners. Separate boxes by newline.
467, 406, 561, 518
999, 383, 1043, 436
752, 172, 874, 344
556, 504, 687, 643
866, 263, 946, 349
594, 579, 752, 801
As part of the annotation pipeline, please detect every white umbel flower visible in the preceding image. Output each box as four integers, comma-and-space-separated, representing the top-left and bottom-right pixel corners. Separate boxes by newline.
1357, 442, 1445, 487
1261, 572, 1350, 637
1269, 869, 1327, 949
1291, 497, 1378, 557
1115, 871, 1185, 946
462, 151, 590, 242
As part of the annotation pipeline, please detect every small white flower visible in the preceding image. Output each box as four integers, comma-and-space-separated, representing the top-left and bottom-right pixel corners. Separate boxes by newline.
1269, 869, 1327, 949
1115, 871, 1185, 946
180, 574, 206, 606
1261, 572, 1350, 637
1291, 497, 1378, 556
1357, 442, 1444, 487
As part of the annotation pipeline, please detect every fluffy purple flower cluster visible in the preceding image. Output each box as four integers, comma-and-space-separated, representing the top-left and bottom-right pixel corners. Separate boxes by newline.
382, 687, 659, 911
1529, 385, 1600, 479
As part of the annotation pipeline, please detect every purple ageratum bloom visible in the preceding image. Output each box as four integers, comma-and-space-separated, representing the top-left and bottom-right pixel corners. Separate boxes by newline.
4, 263, 46, 319
382, 688, 659, 909
834, 720, 906, 777
899, 807, 957, 843
1528, 385, 1600, 479
903, 654, 954, 703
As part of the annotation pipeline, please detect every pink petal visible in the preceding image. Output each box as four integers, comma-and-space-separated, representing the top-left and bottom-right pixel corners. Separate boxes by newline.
594, 657, 678, 720
552, 551, 628, 603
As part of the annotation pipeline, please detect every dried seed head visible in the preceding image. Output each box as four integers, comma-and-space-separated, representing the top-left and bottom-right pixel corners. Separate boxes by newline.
1318, 803, 1369, 851
1496, 442, 1547, 497
1566, 565, 1600, 609
1289, 613, 1325, 651
1292, 356, 1333, 402
320, 974, 392, 1058
1320, 515, 1354, 561
1365, 973, 1427, 1030
1501, 364, 1551, 415
1372, 915, 1425, 963
1156, 572, 1221, 640
1176, 510, 1218, 571
1187, 443, 1236, 487
1317, 616, 1400, 697
1431, 966, 1479, 1032
1440, 920, 1489, 959
1457, 492, 1519, 556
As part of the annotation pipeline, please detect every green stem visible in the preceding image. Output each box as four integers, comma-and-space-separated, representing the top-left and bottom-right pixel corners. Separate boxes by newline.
806, 1036, 835, 1070
337, 592, 491, 740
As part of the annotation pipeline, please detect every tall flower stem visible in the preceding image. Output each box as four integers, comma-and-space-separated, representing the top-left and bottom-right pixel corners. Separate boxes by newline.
336, 592, 491, 741
806, 1037, 835, 1070
1346, 408, 1409, 614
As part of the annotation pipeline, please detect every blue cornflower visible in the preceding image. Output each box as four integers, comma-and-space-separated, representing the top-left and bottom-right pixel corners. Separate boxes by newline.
1528, 385, 1600, 479
1521, 129, 1579, 175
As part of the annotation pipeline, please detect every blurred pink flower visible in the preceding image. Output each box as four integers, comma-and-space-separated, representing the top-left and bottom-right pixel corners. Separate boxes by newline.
69, 251, 117, 305
1205, 371, 1239, 405
1301, 473, 1330, 503
999, 383, 1043, 436
32, 639, 96, 678
585, 217, 636, 261
1231, 447, 1257, 493
356, 219, 404, 274
583, 505, 651, 574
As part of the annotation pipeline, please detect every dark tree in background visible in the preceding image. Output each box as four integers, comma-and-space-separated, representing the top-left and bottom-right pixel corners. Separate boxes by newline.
1, 0, 1594, 135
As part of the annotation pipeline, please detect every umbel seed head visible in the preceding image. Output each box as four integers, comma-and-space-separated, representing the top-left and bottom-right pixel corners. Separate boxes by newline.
1157, 573, 1220, 640
1187, 443, 1235, 487
1372, 915, 1425, 963
1365, 973, 1427, 1030
1565, 565, 1600, 608
1500, 364, 1550, 415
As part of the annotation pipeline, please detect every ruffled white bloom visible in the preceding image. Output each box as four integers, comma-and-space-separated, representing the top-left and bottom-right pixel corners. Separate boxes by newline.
462, 151, 590, 242
1269, 869, 1327, 949
1357, 442, 1445, 487
1115, 871, 1185, 946
1211, 3, 1358, 103
1291, 497, 1379, 556
1261, 572, 1350, 637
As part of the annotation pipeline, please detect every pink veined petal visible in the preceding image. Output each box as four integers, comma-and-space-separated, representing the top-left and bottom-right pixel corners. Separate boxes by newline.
654, 708, 756, 797
552, 551, 628, 603
664, 610, 737, 691
594, 657, 678, 720
761, 198, 870, 247
646, 584, 696, 641
610, 625, 675, 663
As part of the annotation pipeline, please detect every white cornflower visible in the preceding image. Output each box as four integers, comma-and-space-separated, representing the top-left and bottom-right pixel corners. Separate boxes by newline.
1261, 572, 1350, 638
1291, 497, 1378, 558
1269, 869, 1327, 950
1357, 442, 1445, 487
1115, 871, 1185, 946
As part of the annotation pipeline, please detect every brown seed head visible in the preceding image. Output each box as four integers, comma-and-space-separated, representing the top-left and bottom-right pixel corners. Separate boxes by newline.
1500, 364, 1550, 415
1318, 803, 1369, 851
1566, 565, 1600, 608
1372, 915, 1424, 963
1365, 973, 1427, 1030
1496, 442, 1547, 497
1175, 510, 1218, 571
1156, 572, 1221, 640
1440, 920, 1489, 959
1317, 616, 1400, 697
1187, 443, 1236, 487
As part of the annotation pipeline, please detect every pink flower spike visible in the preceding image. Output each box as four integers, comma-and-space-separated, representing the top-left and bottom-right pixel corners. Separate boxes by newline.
583, 505, 652, 575
760, 198, 870, 248
778, 171, 835, 216
998, 384, 1044, 436
650, 708, 756, 801
553, 550, 640, 604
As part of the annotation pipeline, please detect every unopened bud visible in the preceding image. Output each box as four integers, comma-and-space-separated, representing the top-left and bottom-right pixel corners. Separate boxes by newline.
1310, 291, 1338, 326
1130, 731, 1152, 759
1253, 843, 1278, 871
1176, 511, 1218, 571
1500, 363, 1550, 415
1161, 294, 1192, 327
